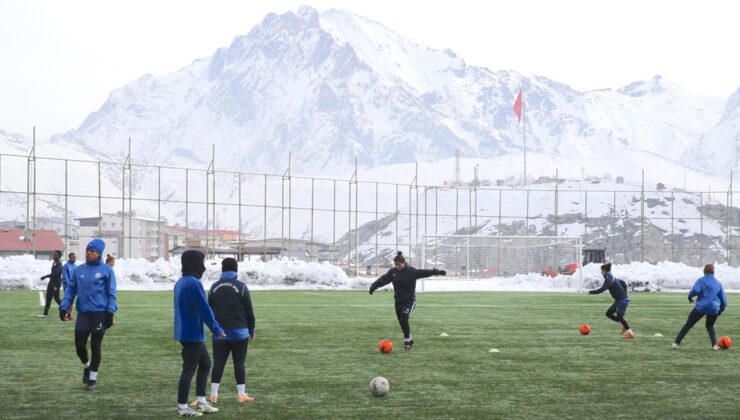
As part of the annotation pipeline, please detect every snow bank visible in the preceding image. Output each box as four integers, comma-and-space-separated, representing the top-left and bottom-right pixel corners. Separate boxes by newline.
0, 255, 355, 291
1, 255, 738, 292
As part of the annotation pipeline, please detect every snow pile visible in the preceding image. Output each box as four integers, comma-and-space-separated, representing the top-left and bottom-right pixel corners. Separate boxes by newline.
0, 255, 354, 291
232, 259, 361, 290
0, 255, 45, 289
2, 255, 739, 292
581, 261, 740, 292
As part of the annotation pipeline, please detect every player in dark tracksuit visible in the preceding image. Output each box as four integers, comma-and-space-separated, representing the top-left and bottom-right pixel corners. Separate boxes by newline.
208, 258, 256, 404
39, 250, 63, 317
588, 263, 635, 339
369, 252, 446, 350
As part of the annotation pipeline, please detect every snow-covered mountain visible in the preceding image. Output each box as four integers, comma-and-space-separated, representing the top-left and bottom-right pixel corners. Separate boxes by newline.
0, 129, 124, 224
681, 87, 740, 177
51, 6, 725, 177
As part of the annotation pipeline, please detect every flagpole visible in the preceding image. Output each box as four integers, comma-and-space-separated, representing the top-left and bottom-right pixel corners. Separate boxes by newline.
522, 89, 526, 185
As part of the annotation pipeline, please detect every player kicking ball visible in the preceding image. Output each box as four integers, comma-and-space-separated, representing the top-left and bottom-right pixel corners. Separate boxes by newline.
588, 263, 635, 339
369, 252, 445, 350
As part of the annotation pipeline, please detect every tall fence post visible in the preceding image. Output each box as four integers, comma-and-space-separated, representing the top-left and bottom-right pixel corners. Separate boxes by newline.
375, 182, 379, 275
554, 169, 559, 237
185, 168, 189, 244
640, 170, 645, 262
310, 177, 314, 261
64, 159, 69, 253
395, 183, 399, 254
263, 174, 267, 260
25, 128, 37, 257
700, 192, 704, 263
332, 179, 336, 263
97, 161, 102, 243
157, 166, 161, 260
237, 172, 242, 261
671, 191, 675, 261
727, 171, 733, 265
206, 144, 215, 259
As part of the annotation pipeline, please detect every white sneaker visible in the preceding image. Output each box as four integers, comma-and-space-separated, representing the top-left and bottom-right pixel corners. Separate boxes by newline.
177, 407, 203, 417
712, 345, 719, 351
672, 342, 680, 349
37, 314, 48, 318
191, 401, 219, 414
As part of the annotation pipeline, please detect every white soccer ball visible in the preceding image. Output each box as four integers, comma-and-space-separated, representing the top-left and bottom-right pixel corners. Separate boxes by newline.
369, 376, 390, 397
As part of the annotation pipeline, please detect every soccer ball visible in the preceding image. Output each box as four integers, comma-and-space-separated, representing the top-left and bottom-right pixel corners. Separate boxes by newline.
369, 376, 390, 397
580, 324, 591, 335
378, 339, 393, 353
718, 336, 732, 349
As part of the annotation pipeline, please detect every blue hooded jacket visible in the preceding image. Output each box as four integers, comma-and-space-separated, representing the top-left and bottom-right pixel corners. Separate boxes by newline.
689, 274, 727, 316
173, 250, 224, 342
60, 239, 117, 314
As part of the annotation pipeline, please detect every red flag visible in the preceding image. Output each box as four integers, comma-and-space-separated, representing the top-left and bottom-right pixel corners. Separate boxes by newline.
513, 89, 523, 122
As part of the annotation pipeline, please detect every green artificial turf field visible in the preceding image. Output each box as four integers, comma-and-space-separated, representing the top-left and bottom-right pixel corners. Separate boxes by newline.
0, 290, 737, 419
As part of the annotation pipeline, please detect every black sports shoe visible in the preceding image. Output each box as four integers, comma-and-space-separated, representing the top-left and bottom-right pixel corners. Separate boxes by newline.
82, 367, 90, 385
86, 379, 96, 391
404, 339, 415, 351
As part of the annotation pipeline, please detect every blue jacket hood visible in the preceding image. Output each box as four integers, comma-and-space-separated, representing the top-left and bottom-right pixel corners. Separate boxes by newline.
220, 271, 238, 281
181, 250, 206, 279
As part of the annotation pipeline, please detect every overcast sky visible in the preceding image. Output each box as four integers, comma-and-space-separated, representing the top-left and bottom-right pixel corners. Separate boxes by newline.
1, 0, 738, 138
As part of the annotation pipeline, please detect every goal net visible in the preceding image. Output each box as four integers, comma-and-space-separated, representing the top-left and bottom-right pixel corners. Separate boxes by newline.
421, 235, 583, 280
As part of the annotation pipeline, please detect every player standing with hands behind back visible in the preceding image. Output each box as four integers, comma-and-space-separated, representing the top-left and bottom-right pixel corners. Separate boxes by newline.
174, 250, 226, 417
369, 252, 446, 351
207, 257, 256, 404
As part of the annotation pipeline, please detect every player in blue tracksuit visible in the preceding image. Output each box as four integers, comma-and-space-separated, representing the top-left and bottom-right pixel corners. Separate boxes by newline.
369, 252, 446, 351
61, 252, 77, 320
673, 264, 728, 350
207, 258, 256, 404
588, 263, 635, 338
59, 239, 117, 390
174, 250, 225, 417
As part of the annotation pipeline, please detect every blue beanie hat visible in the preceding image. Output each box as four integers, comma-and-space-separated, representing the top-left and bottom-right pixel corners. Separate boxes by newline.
86, 239, 105, 256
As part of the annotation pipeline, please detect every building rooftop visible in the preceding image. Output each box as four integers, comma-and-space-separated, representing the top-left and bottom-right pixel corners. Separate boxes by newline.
0, 228, 65, 251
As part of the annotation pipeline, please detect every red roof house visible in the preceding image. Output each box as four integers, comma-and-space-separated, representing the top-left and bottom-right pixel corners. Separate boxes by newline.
0, 228, 65, 257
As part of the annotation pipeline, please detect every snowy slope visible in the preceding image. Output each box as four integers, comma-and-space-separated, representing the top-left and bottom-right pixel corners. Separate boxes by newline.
681, 86, 740, 176
0, 129, 127, 222
50, 6, 724, 179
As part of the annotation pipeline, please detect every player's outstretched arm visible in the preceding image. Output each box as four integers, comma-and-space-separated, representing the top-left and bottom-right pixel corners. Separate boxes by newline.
369, 271, 393, 294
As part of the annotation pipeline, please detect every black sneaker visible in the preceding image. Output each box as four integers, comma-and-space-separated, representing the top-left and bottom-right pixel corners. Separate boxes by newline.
404, 339, 415, 351
82, 367, 90, 384
86, 379, 96, 391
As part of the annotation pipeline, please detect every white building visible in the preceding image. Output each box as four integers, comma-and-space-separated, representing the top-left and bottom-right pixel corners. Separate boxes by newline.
35, 217, 79, 253
77, 212, 164, 261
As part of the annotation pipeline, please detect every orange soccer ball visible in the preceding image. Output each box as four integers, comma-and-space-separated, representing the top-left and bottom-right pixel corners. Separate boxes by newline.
718, 336, 732, 349
580, 324, 591, 335
378, 339, 394, 353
